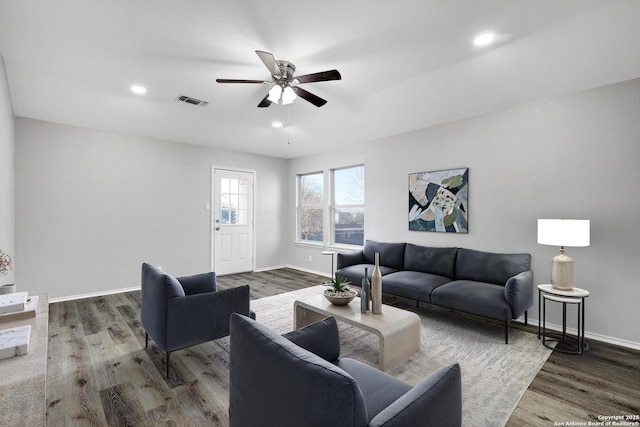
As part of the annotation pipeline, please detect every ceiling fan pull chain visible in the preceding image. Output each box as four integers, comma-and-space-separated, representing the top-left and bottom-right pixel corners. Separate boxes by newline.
287, 105, 291, 145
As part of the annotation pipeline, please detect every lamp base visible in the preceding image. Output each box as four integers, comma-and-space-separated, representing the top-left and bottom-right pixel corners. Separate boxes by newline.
551, 253, 574, 290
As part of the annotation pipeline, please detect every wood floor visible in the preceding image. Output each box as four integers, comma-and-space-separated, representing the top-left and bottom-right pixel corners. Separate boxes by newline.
46, 268, 640, 426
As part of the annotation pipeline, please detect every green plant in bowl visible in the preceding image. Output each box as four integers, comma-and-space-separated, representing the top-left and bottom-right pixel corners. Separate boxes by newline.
324, 276, 357, 305
328, 275, 351, 293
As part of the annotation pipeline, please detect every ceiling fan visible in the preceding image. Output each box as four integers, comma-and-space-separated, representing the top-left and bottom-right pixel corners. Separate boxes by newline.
216, 50, 341, 108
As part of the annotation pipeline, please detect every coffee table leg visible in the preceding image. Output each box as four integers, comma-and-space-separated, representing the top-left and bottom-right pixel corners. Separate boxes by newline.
379, 316, 421, 371
294, 303, 329, 329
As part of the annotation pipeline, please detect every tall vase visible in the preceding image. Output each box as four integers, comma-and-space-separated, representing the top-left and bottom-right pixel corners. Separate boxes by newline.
372, 253, 382, 314
360, 267, 369, 313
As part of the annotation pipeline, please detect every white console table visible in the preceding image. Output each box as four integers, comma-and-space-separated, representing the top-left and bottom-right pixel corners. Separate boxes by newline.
0, 294, 48, 426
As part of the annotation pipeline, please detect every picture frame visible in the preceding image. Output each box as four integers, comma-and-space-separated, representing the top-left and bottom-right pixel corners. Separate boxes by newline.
409, 167, 468, 233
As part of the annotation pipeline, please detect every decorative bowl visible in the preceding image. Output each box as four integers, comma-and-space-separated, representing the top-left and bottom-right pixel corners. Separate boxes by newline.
323, 289, 357, 306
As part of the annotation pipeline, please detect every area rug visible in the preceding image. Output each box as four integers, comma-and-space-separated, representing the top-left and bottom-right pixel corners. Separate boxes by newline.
220, 286, 552, 427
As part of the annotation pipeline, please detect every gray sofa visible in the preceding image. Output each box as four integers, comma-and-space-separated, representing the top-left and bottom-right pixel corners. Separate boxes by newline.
336, 240, 533, 343
229, 313, 462, 427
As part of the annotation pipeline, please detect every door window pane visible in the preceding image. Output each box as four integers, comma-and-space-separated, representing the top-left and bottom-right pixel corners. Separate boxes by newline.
220, 178, 248, 225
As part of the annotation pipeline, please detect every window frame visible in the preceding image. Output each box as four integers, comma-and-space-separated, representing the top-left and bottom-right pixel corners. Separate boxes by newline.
330, 164, 365, 248
296, 171, 325, 246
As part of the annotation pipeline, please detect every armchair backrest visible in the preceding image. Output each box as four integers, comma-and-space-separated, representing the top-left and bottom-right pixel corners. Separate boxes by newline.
229, 313, 368, 427
141, 263, 185, 349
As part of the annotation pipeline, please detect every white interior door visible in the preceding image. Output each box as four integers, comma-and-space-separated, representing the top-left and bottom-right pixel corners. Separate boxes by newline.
212, 168, 254, 275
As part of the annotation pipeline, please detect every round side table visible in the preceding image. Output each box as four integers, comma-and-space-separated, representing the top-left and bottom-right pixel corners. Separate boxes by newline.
537, 284, 590, 354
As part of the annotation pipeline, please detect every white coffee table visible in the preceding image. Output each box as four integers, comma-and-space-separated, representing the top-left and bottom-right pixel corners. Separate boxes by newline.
293, 294, 421, 371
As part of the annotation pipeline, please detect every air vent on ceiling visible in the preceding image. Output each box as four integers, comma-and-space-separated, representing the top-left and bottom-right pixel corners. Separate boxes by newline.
176, 94, 209, 107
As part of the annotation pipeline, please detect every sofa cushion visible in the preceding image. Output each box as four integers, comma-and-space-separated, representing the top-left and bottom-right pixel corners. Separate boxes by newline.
282, 317, 340, 363
337, 358, 411, 423
337, 264, 398, 286
455, 248, 531, 285
176, 272, 217, 295
404, 244, 457, 278
363, 240, 406, 270
431, 280, 513, 321
382, 271, 451, 303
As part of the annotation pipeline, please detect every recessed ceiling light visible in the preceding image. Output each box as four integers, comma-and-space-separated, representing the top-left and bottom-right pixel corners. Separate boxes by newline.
473, 33, 495, 47
272, 121, 283, 129
130, 84, 147, 95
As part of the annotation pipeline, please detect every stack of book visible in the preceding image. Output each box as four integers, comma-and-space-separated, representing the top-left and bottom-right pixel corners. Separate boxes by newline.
0, 324, 31, 360
0, 292, 38, 322
0, 292, 35, 360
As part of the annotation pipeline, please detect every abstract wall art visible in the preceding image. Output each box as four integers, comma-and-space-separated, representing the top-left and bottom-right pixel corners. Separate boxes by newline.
409, 167, 468, 233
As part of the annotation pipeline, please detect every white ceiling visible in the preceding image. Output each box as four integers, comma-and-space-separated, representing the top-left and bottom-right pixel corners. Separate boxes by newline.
1, 0, 639, 159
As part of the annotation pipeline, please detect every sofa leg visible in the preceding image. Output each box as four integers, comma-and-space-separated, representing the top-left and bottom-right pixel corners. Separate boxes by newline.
145, 332, 149, 349
166, 351, 171, 379
416, 300, 419, 308
525, 310, 528, 325
504, 322, 509, 344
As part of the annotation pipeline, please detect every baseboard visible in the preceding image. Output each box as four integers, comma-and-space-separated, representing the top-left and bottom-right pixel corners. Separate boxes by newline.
517, 317, 640, 351
253, 264, 286, 273
282, 264, 331, 278
49, 285, 141, 303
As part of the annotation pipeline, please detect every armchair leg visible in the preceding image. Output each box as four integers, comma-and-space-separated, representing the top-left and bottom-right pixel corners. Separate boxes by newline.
504, 322, 509, 344
525, 310, 528, 325
166, 351, 171, 379
145, 332, 149, 349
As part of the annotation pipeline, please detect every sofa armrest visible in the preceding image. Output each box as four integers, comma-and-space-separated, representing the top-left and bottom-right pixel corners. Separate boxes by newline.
176, 271, 217, 295
504, 269, 534, 319
166, 285, 251, 350
370, 363, 462, 427
282, 317, 341, 362
337, 250, 364, 269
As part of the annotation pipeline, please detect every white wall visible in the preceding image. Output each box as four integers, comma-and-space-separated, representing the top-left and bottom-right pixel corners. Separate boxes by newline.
288, 78, 640, 347
15, 118, 288, 299
0, 52, 15, 286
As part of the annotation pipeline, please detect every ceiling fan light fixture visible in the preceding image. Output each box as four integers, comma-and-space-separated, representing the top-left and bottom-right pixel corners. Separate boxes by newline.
473, 32, 496, 46
281, 86, 297, 105
217, 50, 338, 108
130, 84, 147, 95
267, 85, 282, 103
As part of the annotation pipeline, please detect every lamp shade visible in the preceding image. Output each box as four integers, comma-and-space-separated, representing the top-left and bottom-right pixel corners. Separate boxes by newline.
267, 84, 282, 103
281, 86, 297, 105
537, 219, 590, 247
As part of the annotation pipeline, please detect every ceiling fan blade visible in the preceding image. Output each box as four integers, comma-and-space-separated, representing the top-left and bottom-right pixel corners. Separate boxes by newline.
216, 79, 268, 84
257, 94, 272, 108
295, 69, 342, 84
255, 50, 281, 77
293, 87, 327, 107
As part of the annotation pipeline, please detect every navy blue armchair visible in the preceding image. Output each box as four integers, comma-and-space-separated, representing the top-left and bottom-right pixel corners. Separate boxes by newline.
141, 263, 254, 378
229, 314, 462, 427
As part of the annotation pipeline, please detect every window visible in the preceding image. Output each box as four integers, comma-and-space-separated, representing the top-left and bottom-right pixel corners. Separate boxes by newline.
220, 177, 249, 225
332, 165, 364, 246
298, 172, 324, 242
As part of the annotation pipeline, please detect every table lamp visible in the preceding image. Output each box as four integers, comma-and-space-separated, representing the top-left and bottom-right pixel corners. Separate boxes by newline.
537, 219, 590, 290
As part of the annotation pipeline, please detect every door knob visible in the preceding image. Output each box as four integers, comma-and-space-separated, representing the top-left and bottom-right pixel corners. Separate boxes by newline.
215, 226, 221, 231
